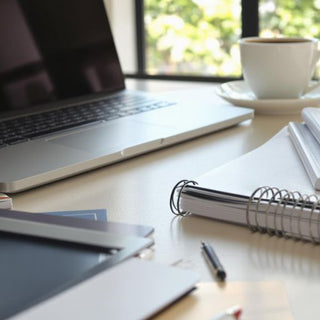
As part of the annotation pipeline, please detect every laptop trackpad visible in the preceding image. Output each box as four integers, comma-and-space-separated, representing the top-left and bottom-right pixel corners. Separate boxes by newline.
47, 120, 172, 154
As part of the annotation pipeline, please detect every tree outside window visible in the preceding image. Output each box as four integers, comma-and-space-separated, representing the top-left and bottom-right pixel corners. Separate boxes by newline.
144, 0, 320, 78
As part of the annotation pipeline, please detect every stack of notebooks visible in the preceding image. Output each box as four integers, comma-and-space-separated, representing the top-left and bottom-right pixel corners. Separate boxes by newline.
0, 209, 201, 319
170, 107, 320, 243
288, 107, 320, 190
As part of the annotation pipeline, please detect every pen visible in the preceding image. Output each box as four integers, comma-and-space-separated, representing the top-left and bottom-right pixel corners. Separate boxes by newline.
201, 240, 226, 281
211, 305, 242, 320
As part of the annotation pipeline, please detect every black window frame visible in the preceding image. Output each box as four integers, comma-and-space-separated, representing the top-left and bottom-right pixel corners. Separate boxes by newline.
126, 0, 259, 82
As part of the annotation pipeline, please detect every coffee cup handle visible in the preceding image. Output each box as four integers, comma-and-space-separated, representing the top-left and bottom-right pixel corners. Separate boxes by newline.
302, 49, 320, 95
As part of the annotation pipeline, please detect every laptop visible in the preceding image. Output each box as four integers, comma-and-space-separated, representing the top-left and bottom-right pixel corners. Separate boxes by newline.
0, 0, 253, 193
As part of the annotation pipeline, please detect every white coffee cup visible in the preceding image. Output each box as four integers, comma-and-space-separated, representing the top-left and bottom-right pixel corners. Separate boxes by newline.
239, 37, 320, 99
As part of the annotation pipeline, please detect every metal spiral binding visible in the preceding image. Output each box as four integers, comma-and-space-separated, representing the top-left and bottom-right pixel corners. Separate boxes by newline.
170, 181, 320, 243
246, 186, 279, 233
169, 179, 198, 216
247, 186, 320, 243
303, 194, 320, 243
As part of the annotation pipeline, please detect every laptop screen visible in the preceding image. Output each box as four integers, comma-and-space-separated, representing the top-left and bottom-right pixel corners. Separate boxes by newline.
0, 0, 124, 114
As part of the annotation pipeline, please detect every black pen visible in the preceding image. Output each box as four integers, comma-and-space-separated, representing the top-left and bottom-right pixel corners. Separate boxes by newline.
201, 241, 226, 281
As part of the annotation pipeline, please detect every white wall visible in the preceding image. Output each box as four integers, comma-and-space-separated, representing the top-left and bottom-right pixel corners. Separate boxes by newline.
104, 0, 137, 74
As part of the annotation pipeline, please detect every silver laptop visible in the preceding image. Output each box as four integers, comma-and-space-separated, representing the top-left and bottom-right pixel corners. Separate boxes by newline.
0, 0, 253, 193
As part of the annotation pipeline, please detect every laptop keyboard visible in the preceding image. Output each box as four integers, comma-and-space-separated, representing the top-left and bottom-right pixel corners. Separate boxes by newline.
0, 94, 175, 148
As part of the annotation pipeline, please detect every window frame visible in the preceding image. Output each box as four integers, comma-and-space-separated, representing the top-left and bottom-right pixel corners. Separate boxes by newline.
127, 0, 259, 82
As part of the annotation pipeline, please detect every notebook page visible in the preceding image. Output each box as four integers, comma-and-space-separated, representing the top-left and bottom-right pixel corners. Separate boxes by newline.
195, 127, 317, 197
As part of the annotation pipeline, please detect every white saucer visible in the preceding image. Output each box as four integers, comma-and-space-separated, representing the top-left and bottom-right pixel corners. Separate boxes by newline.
216, 80, 320, 115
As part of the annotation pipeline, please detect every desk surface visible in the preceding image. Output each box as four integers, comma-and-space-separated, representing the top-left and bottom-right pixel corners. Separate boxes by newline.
12, 79, 315, 319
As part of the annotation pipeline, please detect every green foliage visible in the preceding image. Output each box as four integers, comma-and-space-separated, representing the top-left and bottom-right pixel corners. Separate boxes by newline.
260, 0, 320, 38
145, 0, 241, 76
145, 0, 320, 77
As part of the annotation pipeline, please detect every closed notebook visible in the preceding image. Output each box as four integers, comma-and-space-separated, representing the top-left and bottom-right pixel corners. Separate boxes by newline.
0, 208, 154, 244
288, 122, 320, 190
170, 127, 320, 243
301, 107, 320, 143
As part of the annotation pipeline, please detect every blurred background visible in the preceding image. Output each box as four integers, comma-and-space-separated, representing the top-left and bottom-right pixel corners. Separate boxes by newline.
107, 0, 320, 81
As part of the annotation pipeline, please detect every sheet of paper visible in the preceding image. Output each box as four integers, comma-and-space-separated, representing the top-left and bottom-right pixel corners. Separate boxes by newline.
196, 127, 317, 197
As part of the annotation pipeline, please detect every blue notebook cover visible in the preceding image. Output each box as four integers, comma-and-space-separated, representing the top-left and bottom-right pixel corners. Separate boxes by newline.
40, 209, 153, 237
42, 209, 107, 221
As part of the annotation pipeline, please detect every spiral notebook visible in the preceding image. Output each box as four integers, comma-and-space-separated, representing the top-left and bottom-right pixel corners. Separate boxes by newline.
170, 127, 320, 243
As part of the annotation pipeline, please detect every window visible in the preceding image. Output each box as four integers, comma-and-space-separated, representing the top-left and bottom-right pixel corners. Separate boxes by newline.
144, 0, 242, 78
133, 0, 320, 81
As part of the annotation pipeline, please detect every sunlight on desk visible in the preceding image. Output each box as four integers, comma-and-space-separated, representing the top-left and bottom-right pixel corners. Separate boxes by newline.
154, 281, 293, 320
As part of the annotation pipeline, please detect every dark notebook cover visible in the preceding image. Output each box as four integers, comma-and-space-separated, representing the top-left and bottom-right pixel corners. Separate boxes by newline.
0, 208, 154, 238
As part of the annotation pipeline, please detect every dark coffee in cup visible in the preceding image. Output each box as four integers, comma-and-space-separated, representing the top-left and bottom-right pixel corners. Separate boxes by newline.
244, 38, 311, 44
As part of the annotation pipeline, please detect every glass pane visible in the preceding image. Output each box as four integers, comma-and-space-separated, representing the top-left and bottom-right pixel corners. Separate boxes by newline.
259, 0, 320, 77
144, 0, 242, 77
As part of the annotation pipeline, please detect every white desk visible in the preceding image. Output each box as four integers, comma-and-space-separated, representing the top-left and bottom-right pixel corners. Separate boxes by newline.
12, 79, 315, 319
